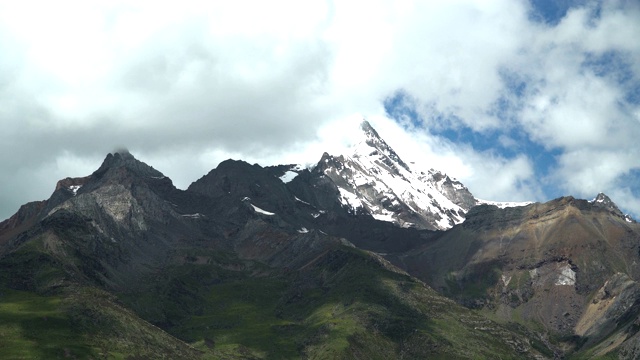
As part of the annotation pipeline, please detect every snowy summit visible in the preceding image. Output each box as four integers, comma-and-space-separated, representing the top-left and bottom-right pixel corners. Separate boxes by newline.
315, 120, 480, 230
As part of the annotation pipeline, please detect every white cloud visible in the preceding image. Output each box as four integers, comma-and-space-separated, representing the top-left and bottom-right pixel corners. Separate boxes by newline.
609, 186, 640, 219
511, 2, 640, 216
554, 149, 637, 195
520, 72, 626, 149
376, 0, 640, 214
0, 0, 639, 220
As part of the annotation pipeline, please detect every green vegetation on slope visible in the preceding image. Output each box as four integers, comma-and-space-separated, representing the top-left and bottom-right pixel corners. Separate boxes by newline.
0, 285, 204, 360
0, 238, 202, 359
0, 222, 548, 359
0, 289, 96, 359
119, 247, 545, 359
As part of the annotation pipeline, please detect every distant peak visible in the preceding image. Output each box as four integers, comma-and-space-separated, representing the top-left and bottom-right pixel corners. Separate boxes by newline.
112, 146, 131, 155
592, 192, 613, 205
94, 151, 164, 179
113, 149, 134, 160
101, 151, 135, 167
591, 192, 623, 216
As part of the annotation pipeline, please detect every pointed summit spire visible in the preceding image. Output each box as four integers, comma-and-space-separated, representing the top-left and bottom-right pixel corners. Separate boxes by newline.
93, 151, 164, 179
311, 118, 478, 230
360, 120, 381, 139
356, 119, 410, 172
591, 192, 624, 217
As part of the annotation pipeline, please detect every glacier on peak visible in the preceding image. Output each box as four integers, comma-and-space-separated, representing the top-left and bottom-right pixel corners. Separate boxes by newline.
306, 120, 544, 230
314, 120, 478, 230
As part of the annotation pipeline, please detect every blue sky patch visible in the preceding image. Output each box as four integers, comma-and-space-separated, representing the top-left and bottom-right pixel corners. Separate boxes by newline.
582, 51, 634, 82
384, 89, 563, 199
528, 0, 587, 25
582, 50, 640, 105
501, 72, 528, 99
383, 91, 421, 128
616, 170, 640, 197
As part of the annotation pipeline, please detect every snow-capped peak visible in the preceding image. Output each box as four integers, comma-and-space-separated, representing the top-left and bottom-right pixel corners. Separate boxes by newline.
590, 192, 627, 219
355, 120, 411, 173
316, 120, 477, 230
591, 192, 617, 207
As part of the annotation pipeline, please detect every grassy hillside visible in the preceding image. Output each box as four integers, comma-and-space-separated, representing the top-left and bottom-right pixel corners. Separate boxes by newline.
118, 246, 547, 359
0, 285, 204, 359
0, 234, 202, 359
0, 289, 95, 359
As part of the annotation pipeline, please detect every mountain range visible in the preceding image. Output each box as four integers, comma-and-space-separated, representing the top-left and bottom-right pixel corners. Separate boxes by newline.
0, 121, 638, 359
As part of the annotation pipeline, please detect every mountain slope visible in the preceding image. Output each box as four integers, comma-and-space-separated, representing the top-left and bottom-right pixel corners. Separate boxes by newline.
384, 195, 640, 358
0, 151, 549, 359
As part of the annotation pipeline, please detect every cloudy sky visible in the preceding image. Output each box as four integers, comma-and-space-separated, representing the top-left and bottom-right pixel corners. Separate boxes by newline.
1, 0, 639, 221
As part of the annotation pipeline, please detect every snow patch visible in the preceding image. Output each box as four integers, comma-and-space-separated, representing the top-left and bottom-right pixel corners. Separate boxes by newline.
501, 274, 512, 287
371, 212, 396, 222
181, 213, 204, 219
477, 199, 533, 208
68, 185, 82, 195
297, 227, 309, 233
280, 171, 298, 183
251, 204, 275, 216
555, 265, 576, 286
295, 196, 310, 205
338, 187, 363, 211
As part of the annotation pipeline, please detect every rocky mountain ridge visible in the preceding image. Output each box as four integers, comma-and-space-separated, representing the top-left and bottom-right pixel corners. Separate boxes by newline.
312, 121, 477, 230
0, 148, 552, 359
0, 122, 639, 359
279, 120, 530, 231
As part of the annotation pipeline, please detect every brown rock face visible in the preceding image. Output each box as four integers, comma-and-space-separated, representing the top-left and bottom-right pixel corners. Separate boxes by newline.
0, 200, 46, 246
386, 196, 640, 356
54, 176, 91, 192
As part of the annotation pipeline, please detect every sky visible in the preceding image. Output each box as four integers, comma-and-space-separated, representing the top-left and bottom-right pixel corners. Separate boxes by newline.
1, 0, 639, 221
